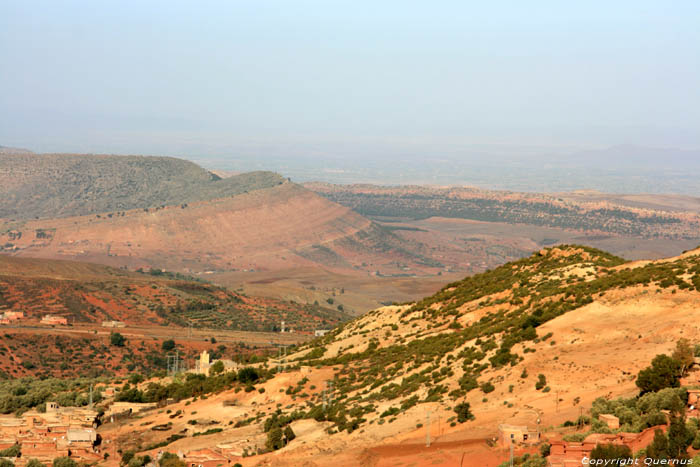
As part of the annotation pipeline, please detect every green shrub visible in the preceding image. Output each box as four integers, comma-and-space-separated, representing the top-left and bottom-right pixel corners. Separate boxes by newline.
0, 444, 20, 458
636, 354, 681, 394
161, 340, 175, 351
454, 402, 475, 423
535, 374, 546, 390
52, 458, 77, 467
590, 444, 632, 460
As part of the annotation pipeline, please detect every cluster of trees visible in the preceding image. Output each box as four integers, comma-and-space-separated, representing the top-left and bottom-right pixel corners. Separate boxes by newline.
324, 191, 683, 237
0, 377, 104, 414
263, 411, 298, 451
115, 367, 264, 404
636, 338, 694, 394
570, 339, 700, 463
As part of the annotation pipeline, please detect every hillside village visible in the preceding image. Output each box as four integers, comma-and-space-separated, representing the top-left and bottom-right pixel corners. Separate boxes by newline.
0, 245, 700, 466
3, 1, 700, 464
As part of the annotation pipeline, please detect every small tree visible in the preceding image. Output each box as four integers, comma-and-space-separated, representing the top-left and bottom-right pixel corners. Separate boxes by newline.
266, 426, 284, 451
454, 402, 475, 423
162, 340, 175, 351
52, 458, 77, 467
646, 429, 670, 460
283, 425, 296, 444
110, 332, 126, 347
535, 374, 547, 390
590, 443, 632, 460
0, 444, 20, 457
26, 460, 45, 467
0, 460, 14, 467
128, 373, 144, 385
237, 367, 260, 384
120, 451, 135, 466
672, 338, 694, 377
636, 354, 682, 394
159, 453, 185, 467
209, 360, 224, 375
667, 413, 692, 459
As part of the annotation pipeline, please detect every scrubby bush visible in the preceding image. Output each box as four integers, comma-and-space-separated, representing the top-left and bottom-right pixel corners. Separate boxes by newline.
454, 402, 475, 423
209, 361, 224, 375
590, 444, 632, 460
52, 458, 77, 467
0, 444, 20, 458
535, 374, 546, 390
161, 340, 175, 351
158, 453, 185, 467
110, 332, 126, 347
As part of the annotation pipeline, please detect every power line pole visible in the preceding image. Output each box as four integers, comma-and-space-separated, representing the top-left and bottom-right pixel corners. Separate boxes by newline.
167, 351, 180, 376
510, 438, 514, 467
426, 410, 431, 447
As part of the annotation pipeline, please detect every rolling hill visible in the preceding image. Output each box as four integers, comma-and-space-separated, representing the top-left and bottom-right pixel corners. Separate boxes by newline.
0, 153, 448, 313
0, 255, 348, 331
306, 182, 700, 239
0, 255, 349, 378
0, 152, 286, 219
93, 244, 700, 466
0, 180, 441, 283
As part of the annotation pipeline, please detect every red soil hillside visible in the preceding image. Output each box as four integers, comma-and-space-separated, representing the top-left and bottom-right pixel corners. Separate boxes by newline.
0, 256, 348, 332
0, 181, 440, 277
0, 327, 276, 379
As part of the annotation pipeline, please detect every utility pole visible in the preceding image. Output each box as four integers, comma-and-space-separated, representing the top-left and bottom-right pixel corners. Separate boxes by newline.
556, 391, 560, 413
426, 410, 431, 447
167, 351, 180, 376
89, 384, 93, 409
510, 438, 514, 467
323, 381, 334, 410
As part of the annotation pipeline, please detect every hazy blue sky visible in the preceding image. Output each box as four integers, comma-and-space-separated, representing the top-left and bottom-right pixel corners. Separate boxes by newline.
1, 0, 699, 158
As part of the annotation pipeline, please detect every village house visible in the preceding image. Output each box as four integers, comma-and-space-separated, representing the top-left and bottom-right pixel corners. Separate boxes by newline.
498, 424, 540, 447
195, 350, 239, 375
40, 315, 68, 326
182, 448, 233, 467
0, 311, 24, 325
101, 320, 126, 328
548, 425, 667, 467
0, 402, 101, 465
104, 401, 158, 420
598, 413, 620, 430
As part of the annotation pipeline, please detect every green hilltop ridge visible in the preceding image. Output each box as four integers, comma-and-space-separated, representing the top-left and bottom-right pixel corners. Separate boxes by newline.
0, 152, 285, 219
268, 245, 700, 435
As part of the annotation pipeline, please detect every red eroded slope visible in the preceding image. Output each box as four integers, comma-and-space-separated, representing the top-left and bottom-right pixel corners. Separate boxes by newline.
0, 182, 439, 275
